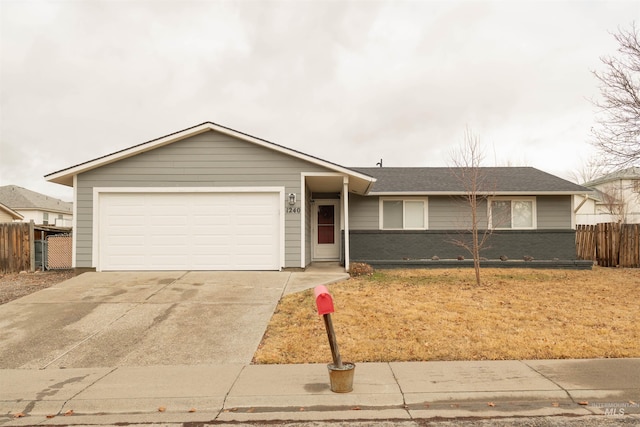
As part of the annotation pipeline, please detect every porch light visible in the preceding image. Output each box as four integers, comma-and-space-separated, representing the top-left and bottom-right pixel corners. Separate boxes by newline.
288, 193, 297, 205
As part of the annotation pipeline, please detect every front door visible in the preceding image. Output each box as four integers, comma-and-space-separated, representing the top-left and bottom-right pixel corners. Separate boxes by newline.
313, 200, 340, 260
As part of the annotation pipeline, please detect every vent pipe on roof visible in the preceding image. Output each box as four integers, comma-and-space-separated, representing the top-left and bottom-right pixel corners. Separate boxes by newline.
376, 159, 383, 167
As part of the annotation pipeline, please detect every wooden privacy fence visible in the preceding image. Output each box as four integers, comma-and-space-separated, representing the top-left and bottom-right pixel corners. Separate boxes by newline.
576, 223, 640, 268
0, 222, 34, 273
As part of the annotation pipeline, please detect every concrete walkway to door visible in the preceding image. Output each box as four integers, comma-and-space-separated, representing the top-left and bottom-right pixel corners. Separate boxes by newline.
0, 269, 349, 370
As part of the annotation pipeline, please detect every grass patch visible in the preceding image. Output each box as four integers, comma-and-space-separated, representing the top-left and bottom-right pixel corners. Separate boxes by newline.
253, 267, 640, 364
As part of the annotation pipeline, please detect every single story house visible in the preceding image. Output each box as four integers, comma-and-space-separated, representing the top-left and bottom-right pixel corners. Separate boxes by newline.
45, 122, 592, 272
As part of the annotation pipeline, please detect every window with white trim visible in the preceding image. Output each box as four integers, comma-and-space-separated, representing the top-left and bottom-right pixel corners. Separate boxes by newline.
380, 198, 428, 230
489, 197, 536, 229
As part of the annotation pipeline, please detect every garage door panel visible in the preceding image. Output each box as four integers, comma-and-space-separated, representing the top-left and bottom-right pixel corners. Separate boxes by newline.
99, 192, 281, 271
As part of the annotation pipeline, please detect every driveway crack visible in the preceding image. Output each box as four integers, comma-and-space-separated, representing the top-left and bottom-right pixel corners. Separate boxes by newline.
388, 362, 412, 419
520, 360, 597, 415
215, 364, 246, 421
56, 367, 118, 416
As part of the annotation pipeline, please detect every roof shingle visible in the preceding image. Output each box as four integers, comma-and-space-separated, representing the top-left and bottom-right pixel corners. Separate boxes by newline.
0, 185, 72, 214
351, 167, 590, 194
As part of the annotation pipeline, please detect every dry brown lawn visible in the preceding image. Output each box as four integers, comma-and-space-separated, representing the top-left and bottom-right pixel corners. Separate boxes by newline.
253, 267, 640, 364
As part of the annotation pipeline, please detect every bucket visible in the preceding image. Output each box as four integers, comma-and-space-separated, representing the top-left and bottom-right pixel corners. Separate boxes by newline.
327, 362, 355, 393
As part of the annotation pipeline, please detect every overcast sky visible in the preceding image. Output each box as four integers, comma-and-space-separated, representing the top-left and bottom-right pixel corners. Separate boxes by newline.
1, 0, 638, 202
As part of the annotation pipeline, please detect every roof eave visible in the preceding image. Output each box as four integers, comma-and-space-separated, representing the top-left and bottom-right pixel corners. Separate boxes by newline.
0, 204, 24, 220
46, 122, 376, 187
368, 191, 593, 196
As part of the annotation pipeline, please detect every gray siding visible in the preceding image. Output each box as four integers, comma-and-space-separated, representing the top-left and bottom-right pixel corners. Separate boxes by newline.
76, 130, 331, 269
351, 195, 573, 231
348, 194, 378, 230
537, 196, 571, 228
429, 196, 489, 230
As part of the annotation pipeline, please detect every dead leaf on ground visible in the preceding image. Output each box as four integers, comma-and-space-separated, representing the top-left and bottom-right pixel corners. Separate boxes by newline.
352, 406, 361, 410
552, 402, 560, 407
188, 408, 196, 413
64, 409, 74, 416
13, 413, 25, 418
487, 402, 496, 407
158, 406, 166, 412
46, 414, 56, 419
578, 401, 589, 405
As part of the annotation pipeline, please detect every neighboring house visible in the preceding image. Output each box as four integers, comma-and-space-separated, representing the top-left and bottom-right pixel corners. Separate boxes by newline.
576, 167, 640, 224
0, 185, 73, 227
0, 202, 23, 222
45, 122, 592, 272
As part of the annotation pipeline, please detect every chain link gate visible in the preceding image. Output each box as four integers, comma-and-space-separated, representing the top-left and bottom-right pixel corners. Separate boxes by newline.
46, 233, 72, 270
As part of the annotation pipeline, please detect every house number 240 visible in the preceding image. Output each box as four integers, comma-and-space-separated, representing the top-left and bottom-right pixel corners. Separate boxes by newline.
287, 207, 301, 213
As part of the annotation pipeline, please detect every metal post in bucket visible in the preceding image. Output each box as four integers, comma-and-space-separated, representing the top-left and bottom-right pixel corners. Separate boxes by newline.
314, 285, 355, 393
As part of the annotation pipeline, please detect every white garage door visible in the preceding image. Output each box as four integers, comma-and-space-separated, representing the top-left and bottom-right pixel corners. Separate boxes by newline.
97, 191, 281, 271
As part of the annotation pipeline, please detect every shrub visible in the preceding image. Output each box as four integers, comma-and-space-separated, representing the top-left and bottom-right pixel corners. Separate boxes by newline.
349, 262, 374, 277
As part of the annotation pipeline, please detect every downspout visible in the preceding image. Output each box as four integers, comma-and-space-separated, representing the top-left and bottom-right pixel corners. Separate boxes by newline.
343, 176, 350, 272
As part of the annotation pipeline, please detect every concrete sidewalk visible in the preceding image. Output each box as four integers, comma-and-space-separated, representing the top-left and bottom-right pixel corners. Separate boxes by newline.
2, 358, 638, 425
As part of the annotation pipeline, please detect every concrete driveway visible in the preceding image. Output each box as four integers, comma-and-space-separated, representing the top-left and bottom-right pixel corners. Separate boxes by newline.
0, 270, 347, 369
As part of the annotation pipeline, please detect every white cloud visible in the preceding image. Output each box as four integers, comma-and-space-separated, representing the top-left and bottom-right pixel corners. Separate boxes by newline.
1, 0, 637, 200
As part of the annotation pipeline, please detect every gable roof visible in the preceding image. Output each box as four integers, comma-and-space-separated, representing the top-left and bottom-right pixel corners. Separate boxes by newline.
0, 201, 23, 220
582, 167, 640, 187
0, 185, 72, 214
353, 167, 591, 195
45, 121, 376, 193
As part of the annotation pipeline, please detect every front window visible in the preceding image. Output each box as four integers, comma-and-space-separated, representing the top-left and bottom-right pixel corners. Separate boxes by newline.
490, 198, 535, 229
43, 212, 49, 225
381, 198, 427, 229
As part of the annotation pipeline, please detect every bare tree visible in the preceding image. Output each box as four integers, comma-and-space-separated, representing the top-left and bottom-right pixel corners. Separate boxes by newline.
569, 156, 607, 185
448, 128, 494, 286
591, 23, 640, 168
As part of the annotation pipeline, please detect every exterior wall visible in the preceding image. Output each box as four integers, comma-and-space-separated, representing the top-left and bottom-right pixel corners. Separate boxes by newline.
17, 211, 40, 224
14, 210, 72, 226
75, 130, 331, 269
348, 194, 577, 262
582, 179, 640, 224
348, 194, 378, 230
349, 229, 577, 261
537, 196, 571, 228
350, 195, 573, 230
0, 211, 15, 222
429, 196, 489, 230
